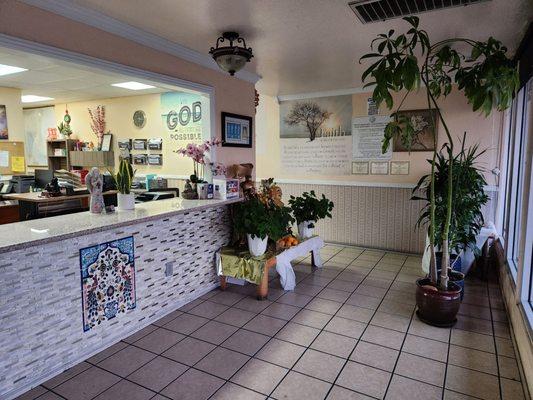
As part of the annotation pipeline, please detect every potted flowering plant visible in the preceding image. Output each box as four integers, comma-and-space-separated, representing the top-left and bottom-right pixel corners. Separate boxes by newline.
176, 138, 221, 184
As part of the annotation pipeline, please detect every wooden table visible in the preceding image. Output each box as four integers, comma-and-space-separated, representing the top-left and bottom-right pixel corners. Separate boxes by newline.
3, 190, 117, 220
218, 237, 324, 300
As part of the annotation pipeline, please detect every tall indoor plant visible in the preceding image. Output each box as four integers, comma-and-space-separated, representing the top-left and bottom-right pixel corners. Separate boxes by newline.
361, 16, 518, 325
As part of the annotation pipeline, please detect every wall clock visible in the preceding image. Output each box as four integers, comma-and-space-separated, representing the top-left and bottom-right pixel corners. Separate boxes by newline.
133, 110, 146, 128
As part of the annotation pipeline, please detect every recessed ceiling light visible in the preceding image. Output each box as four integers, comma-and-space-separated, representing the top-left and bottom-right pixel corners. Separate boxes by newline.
21, 95, 54, 103
111, 81, 156, 90
0, 64, 27, 76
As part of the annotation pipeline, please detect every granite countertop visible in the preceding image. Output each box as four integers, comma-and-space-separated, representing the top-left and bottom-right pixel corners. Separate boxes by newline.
0, 197, 241, 252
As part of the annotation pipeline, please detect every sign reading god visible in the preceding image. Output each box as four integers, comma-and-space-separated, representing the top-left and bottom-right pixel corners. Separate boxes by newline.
161, 92, 205, 142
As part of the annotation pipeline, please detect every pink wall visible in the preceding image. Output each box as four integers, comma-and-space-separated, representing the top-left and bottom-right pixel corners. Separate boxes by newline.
0, 0, 256, 170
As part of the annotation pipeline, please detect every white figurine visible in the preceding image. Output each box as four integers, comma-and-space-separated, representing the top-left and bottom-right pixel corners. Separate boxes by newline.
86, 167, 104, 214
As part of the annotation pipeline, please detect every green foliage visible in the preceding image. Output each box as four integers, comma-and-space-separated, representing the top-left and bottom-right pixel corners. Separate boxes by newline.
232, 197, 294, 241
110, 158, 135, 194
360, 16, 518, 155
288, 191, 334, 226
57, 121, 72, 137
413, 140, 489, 255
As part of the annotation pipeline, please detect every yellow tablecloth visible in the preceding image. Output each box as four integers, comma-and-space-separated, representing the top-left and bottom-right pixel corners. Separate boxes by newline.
218, 247, 275, 285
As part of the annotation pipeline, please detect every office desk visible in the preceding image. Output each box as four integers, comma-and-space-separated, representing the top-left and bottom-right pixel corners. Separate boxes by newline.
3, 190, 117, 220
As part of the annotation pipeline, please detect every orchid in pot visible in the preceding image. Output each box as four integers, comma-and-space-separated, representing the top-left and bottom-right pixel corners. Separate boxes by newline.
176, 138, 221, 184
361, 16, 518, 326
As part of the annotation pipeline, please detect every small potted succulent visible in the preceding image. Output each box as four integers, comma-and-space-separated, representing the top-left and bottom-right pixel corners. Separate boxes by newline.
289, 191, 334, 239
111, 157, 135, 210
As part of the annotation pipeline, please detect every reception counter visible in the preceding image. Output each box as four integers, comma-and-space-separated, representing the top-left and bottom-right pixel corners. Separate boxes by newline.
0, 197, 240, 399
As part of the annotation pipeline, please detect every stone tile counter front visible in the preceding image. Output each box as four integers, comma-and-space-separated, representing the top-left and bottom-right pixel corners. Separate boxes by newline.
0, 198, 239, 400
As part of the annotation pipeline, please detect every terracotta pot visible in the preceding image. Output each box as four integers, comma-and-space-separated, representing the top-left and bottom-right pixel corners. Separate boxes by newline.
416, 278, 462, 327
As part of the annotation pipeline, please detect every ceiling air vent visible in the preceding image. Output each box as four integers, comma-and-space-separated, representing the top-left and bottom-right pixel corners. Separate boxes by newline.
349, 0, 491, 24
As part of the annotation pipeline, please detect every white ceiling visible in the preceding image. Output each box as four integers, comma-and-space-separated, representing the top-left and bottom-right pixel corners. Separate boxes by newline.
67, 0, 533, 96
0, 46, 172, 106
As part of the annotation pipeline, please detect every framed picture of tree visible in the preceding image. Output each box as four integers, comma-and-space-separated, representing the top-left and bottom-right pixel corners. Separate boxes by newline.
393, 109, 438, 152
221, 112, 252, 148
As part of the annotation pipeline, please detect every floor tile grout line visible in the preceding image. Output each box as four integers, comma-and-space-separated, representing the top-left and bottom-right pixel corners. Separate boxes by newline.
441, 317, 453, 400
269, 249, 392, 399
265, 248, 390, 400
487, 271, 505, 400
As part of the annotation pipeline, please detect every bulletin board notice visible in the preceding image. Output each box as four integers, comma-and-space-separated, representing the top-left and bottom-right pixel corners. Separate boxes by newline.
352, 115, 392, 160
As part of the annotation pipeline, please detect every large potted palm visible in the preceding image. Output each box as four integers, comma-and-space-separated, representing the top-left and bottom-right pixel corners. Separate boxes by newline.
361, 16, 517, 326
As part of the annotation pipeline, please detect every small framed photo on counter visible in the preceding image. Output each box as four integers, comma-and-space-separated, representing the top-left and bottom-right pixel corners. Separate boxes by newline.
370, 161, 389, 175
221, 112, 252, 148
101, 134, 112, 151
352, 161, 369, 175
390, 161, 410, 175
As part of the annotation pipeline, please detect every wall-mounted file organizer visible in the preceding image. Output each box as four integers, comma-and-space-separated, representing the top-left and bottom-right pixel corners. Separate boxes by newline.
148, 154, 163, 165
148, 138, 163, 150
132, 139, 147, 150
118, 139, 132, 150
133, 154, 148, 165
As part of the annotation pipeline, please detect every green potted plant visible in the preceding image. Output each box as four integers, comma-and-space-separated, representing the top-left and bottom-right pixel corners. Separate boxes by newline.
413, 138, 489, 299
111, 157, 135, 210
361, 16, 517, 326
233, 179, 293, 256
288, 191, 334, 239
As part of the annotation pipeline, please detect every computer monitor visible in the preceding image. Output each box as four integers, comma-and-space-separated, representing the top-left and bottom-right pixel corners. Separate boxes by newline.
34, 169, 54, 189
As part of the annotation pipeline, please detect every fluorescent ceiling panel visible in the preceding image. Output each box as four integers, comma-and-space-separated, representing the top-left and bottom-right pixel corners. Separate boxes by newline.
21, 95, 54, 103
111, 81, 156, 90
0, 63, 27, 76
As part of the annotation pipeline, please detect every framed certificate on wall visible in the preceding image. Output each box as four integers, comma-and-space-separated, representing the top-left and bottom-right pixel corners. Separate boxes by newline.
221, 112, 252, 148
370, 161, 389, 175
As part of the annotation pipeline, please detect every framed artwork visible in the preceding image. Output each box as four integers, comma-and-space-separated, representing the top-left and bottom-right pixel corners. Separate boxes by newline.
390, 161, 410, 175
393, 109, 438, 152
370, 161, 389, 175
101, 133, 112, 152
222, 112, 252, 148
352, 161, 369, 175
80, 236, 136, 332
0, 105, 8, 140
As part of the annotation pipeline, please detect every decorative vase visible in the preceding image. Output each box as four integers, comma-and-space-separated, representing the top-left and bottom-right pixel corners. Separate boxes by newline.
298, 221, 314, 239
416, 278, 462, 327
117, 193, 135, 210
247, 234, 268, 257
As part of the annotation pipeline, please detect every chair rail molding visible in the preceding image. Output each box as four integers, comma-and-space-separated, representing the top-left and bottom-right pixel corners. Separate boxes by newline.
19, 0, 261, 84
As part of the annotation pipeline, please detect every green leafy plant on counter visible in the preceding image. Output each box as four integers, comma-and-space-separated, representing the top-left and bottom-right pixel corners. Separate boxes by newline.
288, 190, 334, 228
110, 158, 135, 194
413, 137, 489, 256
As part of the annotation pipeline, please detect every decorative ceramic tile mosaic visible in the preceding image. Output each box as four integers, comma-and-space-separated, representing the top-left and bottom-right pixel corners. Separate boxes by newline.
80, 236, 136, 332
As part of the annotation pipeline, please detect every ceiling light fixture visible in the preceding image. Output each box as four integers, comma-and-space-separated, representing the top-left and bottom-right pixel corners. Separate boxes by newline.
111, 81, 156, 90
21, 95, 54, 103
209, 32, 253, 76
0, 64, 28, 76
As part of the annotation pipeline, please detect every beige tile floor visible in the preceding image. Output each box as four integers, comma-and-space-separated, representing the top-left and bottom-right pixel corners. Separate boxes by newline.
16, 244, 526, 400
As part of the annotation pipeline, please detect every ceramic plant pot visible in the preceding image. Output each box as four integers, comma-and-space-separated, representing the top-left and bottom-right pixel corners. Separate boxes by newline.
247, 234, 268, 257
416, 278, 462, 327
297, 221, 314, 239
117, 193, 135, 210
